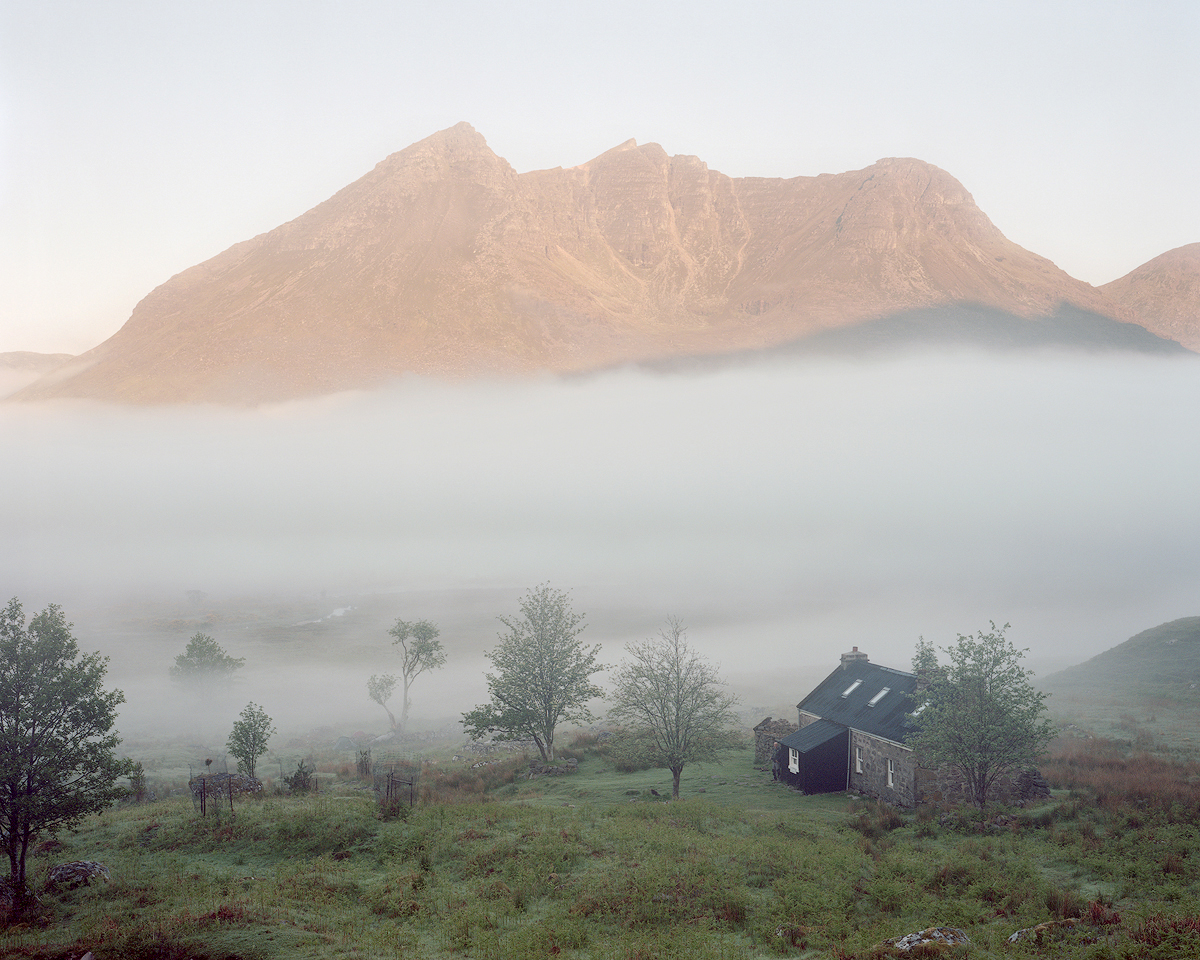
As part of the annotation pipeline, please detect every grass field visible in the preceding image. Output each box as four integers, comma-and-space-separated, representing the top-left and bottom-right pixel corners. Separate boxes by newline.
4, 733, 1200, 960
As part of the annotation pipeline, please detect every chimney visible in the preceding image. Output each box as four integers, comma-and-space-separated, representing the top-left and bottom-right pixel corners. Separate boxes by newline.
840, 646, 869, 670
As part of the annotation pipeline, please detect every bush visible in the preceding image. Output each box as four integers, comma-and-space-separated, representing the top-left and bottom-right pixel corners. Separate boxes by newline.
604, 728, 659, 772
847, 799, 904, 839
282, 760, 315, 793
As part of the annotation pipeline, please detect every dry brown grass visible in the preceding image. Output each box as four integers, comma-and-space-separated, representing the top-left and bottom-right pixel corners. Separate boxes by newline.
1042, 733, 1200, 820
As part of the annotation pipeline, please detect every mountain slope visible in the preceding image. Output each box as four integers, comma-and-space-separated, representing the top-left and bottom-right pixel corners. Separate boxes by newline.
13, 123, 1165, 404
1101, 243, 1200, 351
1043, 617, 1200, 693
0, 351, 74, 399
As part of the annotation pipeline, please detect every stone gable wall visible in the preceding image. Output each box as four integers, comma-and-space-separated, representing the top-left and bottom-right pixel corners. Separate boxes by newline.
753, 717, 798, 767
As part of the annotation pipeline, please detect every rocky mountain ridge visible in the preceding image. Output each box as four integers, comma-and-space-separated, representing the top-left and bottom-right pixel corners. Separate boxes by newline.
13, 123, 1197, 404
1100, 243, 1200, 351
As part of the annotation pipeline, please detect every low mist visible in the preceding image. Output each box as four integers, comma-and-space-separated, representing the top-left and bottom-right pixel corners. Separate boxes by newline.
3, 349, 1199, 740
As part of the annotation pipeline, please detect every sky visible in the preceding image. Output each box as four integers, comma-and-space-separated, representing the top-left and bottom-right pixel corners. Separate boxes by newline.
2, 0, 1199, 355
1, 3, 1199, 737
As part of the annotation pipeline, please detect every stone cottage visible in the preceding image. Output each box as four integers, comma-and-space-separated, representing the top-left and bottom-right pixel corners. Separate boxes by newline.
772, 647, 1050, 807
775, 647, 921, 805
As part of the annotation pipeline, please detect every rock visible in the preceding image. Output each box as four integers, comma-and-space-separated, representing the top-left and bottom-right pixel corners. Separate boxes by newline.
47, 860, 110, 890
1015, 768, 1052, 803
1008, 919, 1077, 943
876, 926, 970, 953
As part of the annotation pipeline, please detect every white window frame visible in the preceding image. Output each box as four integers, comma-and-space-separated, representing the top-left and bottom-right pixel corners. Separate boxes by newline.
854, 745, 863, 774
868, 687, 891, 707
887, 757, 895, 788
788, 748, 799, 774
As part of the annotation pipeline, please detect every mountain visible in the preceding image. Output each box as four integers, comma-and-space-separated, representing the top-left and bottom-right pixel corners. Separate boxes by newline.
11, 123, 1185, 404
1100, 244, 1200, 351
0, 351, 74, 399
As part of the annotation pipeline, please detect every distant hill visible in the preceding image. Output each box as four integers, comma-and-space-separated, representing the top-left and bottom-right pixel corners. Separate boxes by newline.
0, 351, 74, 399
1101, 243, 1200, 351
1043, 617, 1200, 693
627, 302, 1189, 374
13, 122, 1180, 405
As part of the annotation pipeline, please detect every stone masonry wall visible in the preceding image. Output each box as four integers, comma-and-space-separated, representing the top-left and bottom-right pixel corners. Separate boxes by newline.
916, 764, 1051, 807
848, 731, 917, 807
753, 717, 798, 768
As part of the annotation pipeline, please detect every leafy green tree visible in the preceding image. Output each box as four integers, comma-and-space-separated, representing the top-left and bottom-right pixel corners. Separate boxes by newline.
909, 623, 1054, 811
387, 618, 446, 733
226, 702, 275, 779
0, 598, 131, 906
169, 633, 245, 685
367, 673, 398, 729
462, 584, 604, 762
609, 617, 741, 799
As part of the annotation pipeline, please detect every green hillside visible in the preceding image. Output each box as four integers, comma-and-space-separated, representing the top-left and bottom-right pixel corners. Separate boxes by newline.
1045, 617, 1200, 691
1041, 617, 1200, 754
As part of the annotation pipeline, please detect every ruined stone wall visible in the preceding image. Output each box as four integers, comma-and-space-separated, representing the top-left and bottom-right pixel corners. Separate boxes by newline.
848, 731, 917, 807
915, 764, 1051, 807
752, 717, 798, 767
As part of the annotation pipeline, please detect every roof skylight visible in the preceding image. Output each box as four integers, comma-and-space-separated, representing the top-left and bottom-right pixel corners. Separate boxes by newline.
841, 679, 863, 698
867, 687, 891, 707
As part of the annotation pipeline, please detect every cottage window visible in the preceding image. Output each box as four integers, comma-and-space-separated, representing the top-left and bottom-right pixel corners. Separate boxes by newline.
854, 745, 863, 774
887, 757, 895, 788
868, 687, 891, 707
788, 748, 799, 774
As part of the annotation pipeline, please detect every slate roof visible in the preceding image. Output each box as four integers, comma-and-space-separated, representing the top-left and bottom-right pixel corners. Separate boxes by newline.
779, 717, 846, 752
796, 661, 920, 744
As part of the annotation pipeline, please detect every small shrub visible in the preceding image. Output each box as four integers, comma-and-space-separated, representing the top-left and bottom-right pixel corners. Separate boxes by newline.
604, 728, 659, 773
1045, 886, 1085, 919
1086, 899, 1121, 926
848, 799, 903, 839
282, 760, 315, 793
377, 795, 412, 822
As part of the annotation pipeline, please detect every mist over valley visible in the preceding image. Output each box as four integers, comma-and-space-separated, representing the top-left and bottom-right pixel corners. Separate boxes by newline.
4, 345, 1199, 741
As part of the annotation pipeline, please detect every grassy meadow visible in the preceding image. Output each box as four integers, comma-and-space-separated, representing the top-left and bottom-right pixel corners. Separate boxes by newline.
4, 730, 1200, 960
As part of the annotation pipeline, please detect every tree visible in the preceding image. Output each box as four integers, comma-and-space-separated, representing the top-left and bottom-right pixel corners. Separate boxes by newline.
387, 618, 446, 733
609, 617, 741, 799
226, 702, 275, 779
367, 673, 398, 729
0, 598, 131, 906
462, 584, 604, 762
169, 633, 245, 685
908, 623, 1054, 811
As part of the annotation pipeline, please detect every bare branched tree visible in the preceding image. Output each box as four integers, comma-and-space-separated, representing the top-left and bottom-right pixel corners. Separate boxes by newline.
609, 617, 740, 799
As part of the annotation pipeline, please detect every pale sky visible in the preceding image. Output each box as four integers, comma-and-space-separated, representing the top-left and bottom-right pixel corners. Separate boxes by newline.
2, 0, 1198, 355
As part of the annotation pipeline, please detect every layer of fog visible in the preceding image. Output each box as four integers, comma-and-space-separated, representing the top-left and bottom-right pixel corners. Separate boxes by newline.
3, 349, 1200, 742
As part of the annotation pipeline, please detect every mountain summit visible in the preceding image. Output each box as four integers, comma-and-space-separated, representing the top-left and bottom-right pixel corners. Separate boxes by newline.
15, 124, 1188, 403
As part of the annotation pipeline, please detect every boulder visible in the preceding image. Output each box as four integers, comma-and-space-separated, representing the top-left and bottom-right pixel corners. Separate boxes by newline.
1008, 919, 1077, 943
47, 860, 110, 890
875, 926, 970, 954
